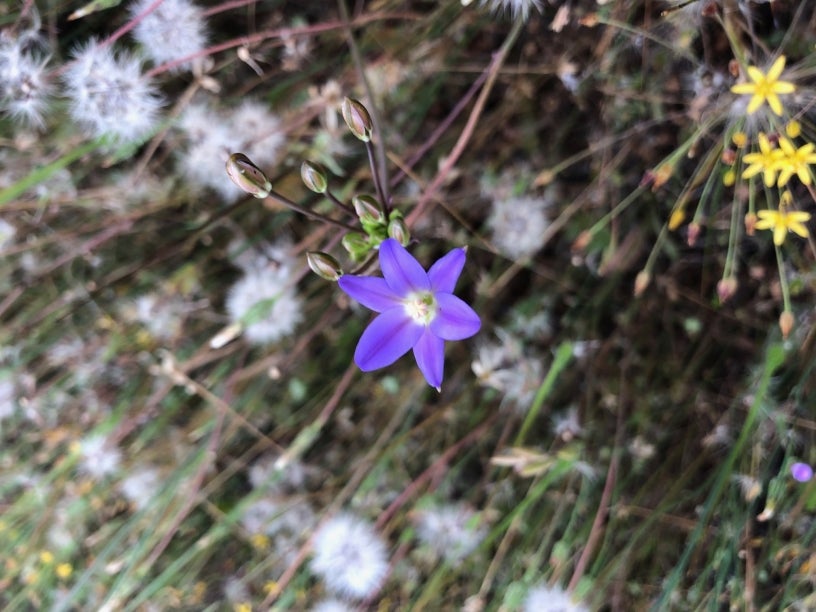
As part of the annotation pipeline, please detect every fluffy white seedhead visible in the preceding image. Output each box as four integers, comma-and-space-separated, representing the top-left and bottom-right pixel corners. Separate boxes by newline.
129, 0, 207, 70
488, 195, 551, 260
78, 433, 122, 479
226, 259, 303, 345
119, 466, 161, 510
0, 376, 16, 421
310, 513, 389, 599
479, 0, 542, 21
523, 583, 588, 612
414, 503, 486, 566
0, 39, 52, 127
63, 40, 163, 143
0, 218, 16, 250
226, 100, 285, 167
177, 100, 284, 200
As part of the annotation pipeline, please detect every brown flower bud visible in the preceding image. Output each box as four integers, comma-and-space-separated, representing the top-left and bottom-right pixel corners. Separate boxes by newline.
301, 160, 328, 194
306, 251, 343, 281
352, 194, 385, 224
779, 310, 794, 339
341, 97, 373, 142
634, 270, 651, 297
717, 277, 738, 304
225, 153, 271, 198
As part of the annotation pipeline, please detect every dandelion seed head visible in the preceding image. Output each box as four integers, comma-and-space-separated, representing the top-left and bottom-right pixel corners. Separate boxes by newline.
310, 513, 388, 599
0, 376, 17, 421
119, 466, 161, 510
63, 40, 163, 143
177, 102, 238, 199
78, 433, 121, 479
414, 503, 486, 566
226, 263, 303, 345
479, 0, 542, 21
0, 218, 16, 250
312, 600, 353, 612
0, 41, 52, 127
523, 583, 588, 612
487, 196, 551, 260
227, 100, 285, 168
129, 0, 207, 71
240, 497, 315, 537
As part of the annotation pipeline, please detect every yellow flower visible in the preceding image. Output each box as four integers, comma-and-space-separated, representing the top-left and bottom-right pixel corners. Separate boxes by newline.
754, 206, 811, 246
731, 55, 796, 116
776, 137, 816, 186
56, 563, 73, 579
741, 133, 783, 187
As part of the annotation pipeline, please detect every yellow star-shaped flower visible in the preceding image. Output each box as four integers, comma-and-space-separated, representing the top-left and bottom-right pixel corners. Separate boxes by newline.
754, 205, 811, 246
741, 133, 783, 187
776, 137, 816, 186
731, 56, 796, 116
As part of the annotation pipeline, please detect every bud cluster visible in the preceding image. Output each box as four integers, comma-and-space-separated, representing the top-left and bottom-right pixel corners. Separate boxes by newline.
225, 97, 413, 280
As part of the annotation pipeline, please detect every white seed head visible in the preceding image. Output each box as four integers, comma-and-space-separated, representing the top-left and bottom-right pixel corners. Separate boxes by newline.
129, 0, 207, 71
487, 196, 551, 260
63, 40, 163, 143
310, 513, 388, 599
523, 583, 588, 612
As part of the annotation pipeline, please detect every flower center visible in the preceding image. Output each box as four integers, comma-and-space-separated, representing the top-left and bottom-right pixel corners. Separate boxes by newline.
403, 291, 438, 326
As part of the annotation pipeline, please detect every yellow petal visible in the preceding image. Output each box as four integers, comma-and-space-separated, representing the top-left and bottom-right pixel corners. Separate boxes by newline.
767, 93, 784, 116
746, 65, 765, 83
788, 221, 809, 238
746, 95, 764, 115
772, 82, 796, 94
774, 225, 786, 245
767, 56, 787, 80
731, 83, 757, 95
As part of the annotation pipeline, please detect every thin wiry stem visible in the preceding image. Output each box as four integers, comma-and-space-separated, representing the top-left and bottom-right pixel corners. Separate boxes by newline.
407, 17, 525, 227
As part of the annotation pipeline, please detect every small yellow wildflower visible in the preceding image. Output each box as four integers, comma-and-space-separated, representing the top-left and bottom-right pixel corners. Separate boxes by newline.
722, 169, 736, 187
731, 55, 796, 116
39, 551, 55, 564
786, 120, 801, 139
732, 131, 748, 148
56, 563, 73, 579
741, 133, 783, 187
776, 137, 816, 186
233, 603, 252, 612
754, 204, 811, 246
249, 533, 269, 550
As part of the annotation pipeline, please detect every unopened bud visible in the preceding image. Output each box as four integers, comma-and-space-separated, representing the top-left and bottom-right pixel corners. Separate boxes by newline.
779, 310, 794, 339
572, 230, 592, 253
387, 215, 410, 246
687, 222, 701, 247
668, 208, 685, 231
634, 270, 651, 297
744, 212, 757, 236
306, 251, 343, 281
352, 194, 384, 224
342, 232, 370, 261
717, 277, 738, 304
301, 160, 328, 193
341, 97, 373, 142
225, 153, 271, 198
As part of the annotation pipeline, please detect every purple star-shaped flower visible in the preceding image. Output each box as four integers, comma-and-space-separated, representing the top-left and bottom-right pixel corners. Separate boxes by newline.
338, 238, 481, 390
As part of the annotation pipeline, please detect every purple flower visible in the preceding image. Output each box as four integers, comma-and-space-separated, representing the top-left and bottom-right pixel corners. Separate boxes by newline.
338, 238, 481, 390
791, 462, 814, 483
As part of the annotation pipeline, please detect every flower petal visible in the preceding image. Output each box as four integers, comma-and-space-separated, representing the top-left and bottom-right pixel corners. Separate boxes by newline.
338, 275, 401, 312
413, 328, 445, 390
354, 308, 423, 371
767, 55, 786, 81
379, 238, 430, 295
428, 247, 466, 293
430, 293, 481, 340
